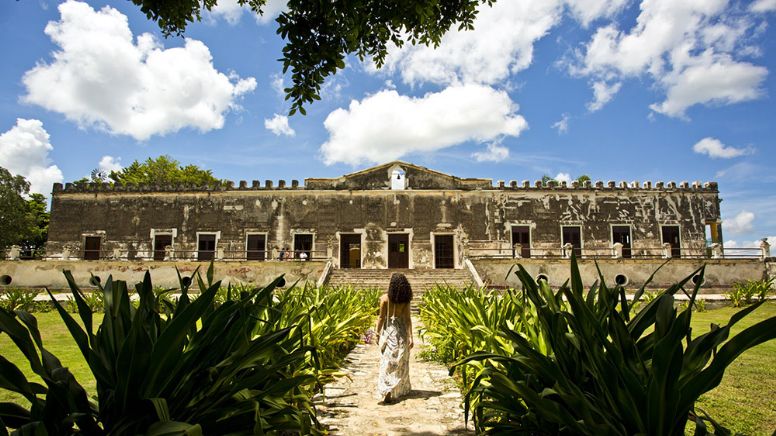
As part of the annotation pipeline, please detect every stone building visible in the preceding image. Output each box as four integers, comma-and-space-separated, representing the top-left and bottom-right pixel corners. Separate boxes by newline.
45, 161, 725, 269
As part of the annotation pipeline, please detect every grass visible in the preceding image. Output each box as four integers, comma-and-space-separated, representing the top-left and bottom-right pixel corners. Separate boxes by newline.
0, 312, 101, 406
690, 302, 776, 435
2, 304, 775, 434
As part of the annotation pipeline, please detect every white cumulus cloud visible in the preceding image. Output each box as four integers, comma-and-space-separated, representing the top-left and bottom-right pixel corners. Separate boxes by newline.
472, 142, 510, 162
723, 210, 755, 235
209, 0, 287, 24
574, 0, 768, 117
264, 114, 296, 137
379, 1, 563, 86
555, 172, 572, 183
587, 80, 622, 111
22, 0, 257, 141
565, 0, 629, 27
693, 137, 753, 159
98, 155, 123, 173
0, 119, 63, 196
321, 84, 527, 165
751, 0, 776, 12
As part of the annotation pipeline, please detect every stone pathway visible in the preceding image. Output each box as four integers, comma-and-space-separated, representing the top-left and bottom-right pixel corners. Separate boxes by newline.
316, 317, 473, 435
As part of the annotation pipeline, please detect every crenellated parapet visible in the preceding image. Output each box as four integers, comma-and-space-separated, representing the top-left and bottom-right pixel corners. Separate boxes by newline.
52, 179, 305, 194
496, 180, 718, 192
51, 178, 719, 194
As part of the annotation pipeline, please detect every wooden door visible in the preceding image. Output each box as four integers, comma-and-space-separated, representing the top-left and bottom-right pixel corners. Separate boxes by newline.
198, 234, 216, 261
388, 234, 409, 269
434, 235, 454, 269
83, 236, 101, 260
246, 234, 266, 260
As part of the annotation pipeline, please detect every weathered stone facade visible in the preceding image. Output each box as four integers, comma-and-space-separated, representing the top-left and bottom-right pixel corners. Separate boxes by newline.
46, 161, 723, 269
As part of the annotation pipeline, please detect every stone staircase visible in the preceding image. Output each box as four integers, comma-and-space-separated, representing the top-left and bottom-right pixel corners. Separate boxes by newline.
325, 268, 474, 299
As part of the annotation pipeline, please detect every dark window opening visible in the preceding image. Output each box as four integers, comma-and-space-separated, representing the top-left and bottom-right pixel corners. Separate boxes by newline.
611, 225, 632, 258
511, 226, 531, 258
340, 234, 361, 268
246, 234, 266, 260
294, 234, 313, 260
84, 236, 101, 260
434, 235, 454, 269
562, 226, 582, 257
198, 234, 216, 261
662, 226, 681, 257
154, 235, 172, 261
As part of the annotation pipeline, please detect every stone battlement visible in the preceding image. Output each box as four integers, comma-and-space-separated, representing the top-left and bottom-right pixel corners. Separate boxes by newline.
52, 179, 718, 194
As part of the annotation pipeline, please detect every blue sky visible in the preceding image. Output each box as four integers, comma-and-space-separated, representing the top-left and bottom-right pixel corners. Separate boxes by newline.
0, 0, 774, 248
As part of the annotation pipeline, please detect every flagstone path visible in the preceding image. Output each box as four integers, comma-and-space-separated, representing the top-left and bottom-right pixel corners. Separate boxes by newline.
316, 316, 473, 435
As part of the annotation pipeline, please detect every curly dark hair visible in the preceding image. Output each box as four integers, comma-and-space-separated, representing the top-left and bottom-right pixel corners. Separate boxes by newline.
387, 273, 413, 304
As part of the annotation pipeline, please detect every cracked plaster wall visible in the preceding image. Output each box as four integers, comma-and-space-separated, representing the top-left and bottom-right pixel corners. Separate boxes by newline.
47, 187, 719, 269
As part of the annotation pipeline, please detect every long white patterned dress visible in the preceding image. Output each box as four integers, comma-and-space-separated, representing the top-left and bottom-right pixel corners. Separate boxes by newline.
376, 313, 412, 400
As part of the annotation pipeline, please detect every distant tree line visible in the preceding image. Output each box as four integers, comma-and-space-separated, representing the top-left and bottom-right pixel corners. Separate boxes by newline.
75, 155, 223, 187
0, 166, 49, 256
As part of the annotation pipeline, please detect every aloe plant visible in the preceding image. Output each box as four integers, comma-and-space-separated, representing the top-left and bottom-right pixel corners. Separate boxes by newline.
452, 257, 776, 435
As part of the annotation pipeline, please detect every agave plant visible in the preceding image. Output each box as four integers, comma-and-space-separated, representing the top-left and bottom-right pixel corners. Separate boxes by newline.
453, 257, 776, 435
0, 264, 322, 435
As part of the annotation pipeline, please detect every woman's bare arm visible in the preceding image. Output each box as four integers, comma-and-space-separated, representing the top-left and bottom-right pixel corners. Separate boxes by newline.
375, 296, 386, 337
406, 301, 414, 348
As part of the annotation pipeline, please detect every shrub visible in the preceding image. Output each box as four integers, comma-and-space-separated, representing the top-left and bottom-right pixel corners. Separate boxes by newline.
728, 278, 773, 307
0, 264, 376, 434
0, 287, 38, 312
452, 258, 776, 435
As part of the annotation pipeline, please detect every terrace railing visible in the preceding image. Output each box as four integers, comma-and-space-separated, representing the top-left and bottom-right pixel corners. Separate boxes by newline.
465, 241, 769, 260
64, 248, 328, 262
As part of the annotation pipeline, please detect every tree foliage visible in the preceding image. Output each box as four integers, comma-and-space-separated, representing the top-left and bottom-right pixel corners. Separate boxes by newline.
0, 167, 31, 249
20, 193, 49, 254
129, 0, 495, 115
108, 155, 223, 186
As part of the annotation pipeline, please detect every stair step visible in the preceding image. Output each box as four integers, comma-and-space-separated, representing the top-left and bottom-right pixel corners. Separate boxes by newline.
325, 268, 473, 292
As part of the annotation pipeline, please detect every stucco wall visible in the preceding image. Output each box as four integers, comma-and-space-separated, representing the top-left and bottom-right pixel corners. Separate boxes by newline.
0, 260, 324, 290
472, 258, 768, 291
47, 187, 719, 270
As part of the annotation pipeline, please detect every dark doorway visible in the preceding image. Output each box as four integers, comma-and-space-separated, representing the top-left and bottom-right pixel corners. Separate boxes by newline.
434, 235, 454, 269
511, 226, 531, 258
611, 226, 632, 258
388, 234, 410, 268
562, 226, 582, 257
246, 234, 266, 260
83, 236, 101, 260
154, 235, 172, 261
340, 234, 361, 268
294, 234, 313, 260
198, 234, 216, 261
662, 225, 681, 257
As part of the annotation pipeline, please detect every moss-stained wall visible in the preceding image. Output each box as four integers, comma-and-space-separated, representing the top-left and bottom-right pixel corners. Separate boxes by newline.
47, 184, 720, 269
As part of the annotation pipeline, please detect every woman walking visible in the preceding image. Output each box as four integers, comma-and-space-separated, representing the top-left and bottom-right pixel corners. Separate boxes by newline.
375, 272, 414, 404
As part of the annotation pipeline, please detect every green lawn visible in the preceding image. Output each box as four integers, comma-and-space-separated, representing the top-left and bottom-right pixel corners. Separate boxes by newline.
0, 312, 100, 407
2, 304, 775, 434
690, 302, 776, 435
